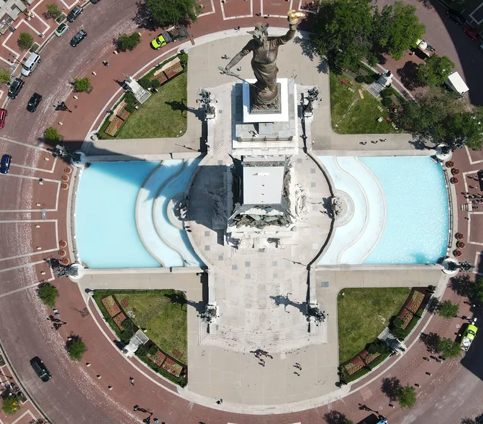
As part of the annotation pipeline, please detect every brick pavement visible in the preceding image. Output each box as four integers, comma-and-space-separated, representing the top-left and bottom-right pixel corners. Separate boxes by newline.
0, 1, 481, 423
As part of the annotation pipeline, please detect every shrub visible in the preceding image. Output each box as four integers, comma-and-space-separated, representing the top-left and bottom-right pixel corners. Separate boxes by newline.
381, 96, 393, 108
120, 318, 136, 342
46, 4, 61, 19
124, 92, 138, 113
178, 52, 188, 69
73, 77, 91, 93
43, 127, 62, 143
17, 32, 34, 50
66, 336, 86, 360
0, 68, 11, 85
2, 395, 20, 415
37, 282, 58, 308
117, 33, 141, 52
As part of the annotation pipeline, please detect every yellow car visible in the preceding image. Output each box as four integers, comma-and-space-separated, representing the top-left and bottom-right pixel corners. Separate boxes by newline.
150, 32, 172, 49
461, 319, 478, 351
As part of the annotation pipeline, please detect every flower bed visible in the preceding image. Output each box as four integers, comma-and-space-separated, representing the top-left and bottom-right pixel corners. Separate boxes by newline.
112, 312, 127, 330
162, 357, 184, 378
101, 295, 121, 317
343, 355, 365, 376
360, 350, 380, 365
404, 290, 425, 314
398, 308, 414, 329
147, 350, 167, 367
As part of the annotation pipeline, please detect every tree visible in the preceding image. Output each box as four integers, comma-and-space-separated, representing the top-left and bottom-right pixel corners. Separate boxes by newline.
436, 337, 461, 359
417, 55, 454, 87
46, 4, 61, 19
396, 385, 417, 408
471, 276, 483, 304
437, 300, 459, 318
117, 33, 141, 52
2, 395, 20, 415
311, 0, 373, 70
372, 2, 425, 59
43, 127, 62, 143
145, 0, 200, 28
73, 77, 91, 93
0, 68, 11, 85
444, 109, 483, 151
37, 282, 58, 308
17, 32, 34, 51
66, 336, 86, 360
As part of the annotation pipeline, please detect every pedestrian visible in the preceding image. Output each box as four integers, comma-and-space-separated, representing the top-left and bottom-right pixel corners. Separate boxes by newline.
130, 377, 135, 385
102, 60, 109, 66
133, 405, 139, 411
153, 419, 159, 424
425, 372, 432, 376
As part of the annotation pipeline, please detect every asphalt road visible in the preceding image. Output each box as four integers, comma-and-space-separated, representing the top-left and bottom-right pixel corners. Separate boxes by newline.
3, 0, 139, 143
377, 0, 483, 105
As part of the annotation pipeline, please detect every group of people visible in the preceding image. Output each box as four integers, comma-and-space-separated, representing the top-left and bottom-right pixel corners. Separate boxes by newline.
47, 309, 66, 330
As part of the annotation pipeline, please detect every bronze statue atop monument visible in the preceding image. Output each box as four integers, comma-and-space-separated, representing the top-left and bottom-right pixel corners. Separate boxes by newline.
222, 10, 305, 111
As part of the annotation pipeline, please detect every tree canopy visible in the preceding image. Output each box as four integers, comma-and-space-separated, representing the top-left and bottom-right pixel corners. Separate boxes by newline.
417, 55, 454, 87
437, 300, 459, 318
145, 0, 200, 28
395, 89, 483, 150
117, 33, 141, 52
372, 2, 424, 59
396, 385, 417, 408
312, 0, 425, 69
436, 337, 461, 359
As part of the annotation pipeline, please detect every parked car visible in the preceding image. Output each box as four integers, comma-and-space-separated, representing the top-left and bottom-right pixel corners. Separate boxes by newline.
0, 108, 7, 128
168, 26, 188, 41
66, 5, 82, 22
150, 32, 172, 49
446, 8, 466, 25
460, 319, 478, 351
70, 29, 87, 47
55, 22, 69, 37
30, 356, 51, 382
0, 154, 11, 174
27, 93, 42, 112
7, 78, 24, 99
463, 25, 480, 41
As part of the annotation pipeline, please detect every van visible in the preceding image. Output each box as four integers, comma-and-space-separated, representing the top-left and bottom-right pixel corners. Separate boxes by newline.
21, 52, 41, 77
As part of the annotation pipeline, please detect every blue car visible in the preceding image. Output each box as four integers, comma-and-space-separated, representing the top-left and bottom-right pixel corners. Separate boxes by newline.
0, 154, 11, 174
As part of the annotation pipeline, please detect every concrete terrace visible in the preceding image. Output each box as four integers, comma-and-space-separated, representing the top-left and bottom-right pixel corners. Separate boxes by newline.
71, 31, 451, 413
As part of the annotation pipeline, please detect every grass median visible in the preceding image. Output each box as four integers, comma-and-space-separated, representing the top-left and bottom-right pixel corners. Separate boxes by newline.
338, 287, 410, 363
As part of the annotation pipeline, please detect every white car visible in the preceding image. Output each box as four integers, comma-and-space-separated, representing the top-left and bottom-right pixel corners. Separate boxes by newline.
55, 23, 69, 37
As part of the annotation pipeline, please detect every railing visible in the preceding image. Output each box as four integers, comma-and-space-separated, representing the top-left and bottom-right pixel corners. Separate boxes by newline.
441, 162, 454, 252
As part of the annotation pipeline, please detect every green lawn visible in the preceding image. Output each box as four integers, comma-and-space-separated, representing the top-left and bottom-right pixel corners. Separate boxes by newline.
338, 288, 410, 363
115, 290, 187, 363
115, 72, 187, 139
330, 72, 398, 134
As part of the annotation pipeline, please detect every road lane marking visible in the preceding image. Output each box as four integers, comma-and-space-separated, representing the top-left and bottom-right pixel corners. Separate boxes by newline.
0, 136, 51, 152
0, 260, 46, 274
0, 282, 41, 299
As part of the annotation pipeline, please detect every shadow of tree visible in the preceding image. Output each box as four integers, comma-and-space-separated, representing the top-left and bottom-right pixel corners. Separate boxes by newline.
381, 376, 401, 402
323, 410, 353, 424
449, 274, 472, 297
396, 61, 422, 91
420, 332, 441, 353
164, 292, 187, 307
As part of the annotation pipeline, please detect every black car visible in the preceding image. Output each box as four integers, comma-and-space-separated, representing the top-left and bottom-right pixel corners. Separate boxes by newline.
30, 356, 51, 382
8, 78, 24, 99
446, 8, 466, 25
27, 92, 42, 112
0, 154, 11, 174
70, 29, 87, 47
66, 5, 82, 22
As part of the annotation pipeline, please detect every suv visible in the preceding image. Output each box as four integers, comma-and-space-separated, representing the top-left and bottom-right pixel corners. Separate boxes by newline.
55, 22, 69, 37
30, 356, 51, 382
66, 5, 82, 22
8, 78, 24, 99
70, 29, 87, 47
0, 154, 11, 174
27, 93, 42, 112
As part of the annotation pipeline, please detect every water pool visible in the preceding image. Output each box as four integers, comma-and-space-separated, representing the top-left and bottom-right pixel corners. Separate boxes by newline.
75, 160, 202, 268
318, 156, 449, 265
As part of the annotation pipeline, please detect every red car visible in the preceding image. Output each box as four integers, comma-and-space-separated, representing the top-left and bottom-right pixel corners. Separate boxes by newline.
0, 108, 7, 129
464, 25, 480, 41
